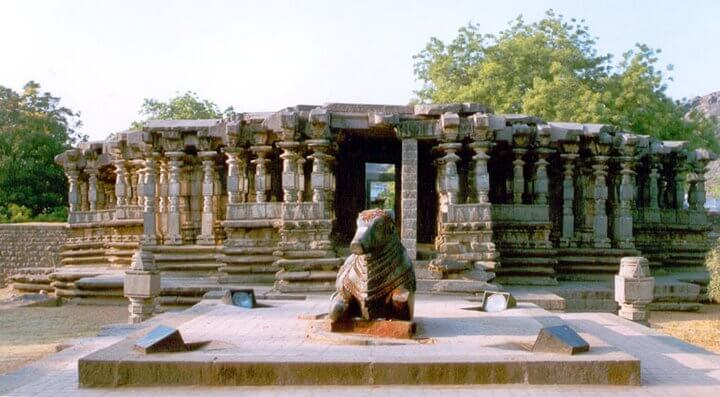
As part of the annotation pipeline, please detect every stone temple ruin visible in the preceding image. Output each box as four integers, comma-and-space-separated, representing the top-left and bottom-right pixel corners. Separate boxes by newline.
50, 102, 716, 305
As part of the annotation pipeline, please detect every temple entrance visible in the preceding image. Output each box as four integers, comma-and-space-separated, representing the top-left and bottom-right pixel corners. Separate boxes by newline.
334, 135, 438, 249
335, 135, 401, 245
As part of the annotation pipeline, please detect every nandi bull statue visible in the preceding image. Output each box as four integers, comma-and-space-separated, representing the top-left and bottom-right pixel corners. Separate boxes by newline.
329, 209, 416, 322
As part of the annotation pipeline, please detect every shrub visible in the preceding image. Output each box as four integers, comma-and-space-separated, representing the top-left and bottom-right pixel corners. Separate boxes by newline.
708, 243, 720, 303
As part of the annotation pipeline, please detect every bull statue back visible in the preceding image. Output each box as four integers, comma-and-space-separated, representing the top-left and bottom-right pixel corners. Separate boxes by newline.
329, 209, 416, 322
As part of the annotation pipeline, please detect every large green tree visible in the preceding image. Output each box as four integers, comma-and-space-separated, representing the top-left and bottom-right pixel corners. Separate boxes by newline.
0, 81, 84, 218
414, 10, 718, 151
132, 91, 233, 129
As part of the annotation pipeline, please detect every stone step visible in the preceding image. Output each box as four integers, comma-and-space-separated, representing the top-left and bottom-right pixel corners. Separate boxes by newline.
495, 266, 556, 275
276, 270, 338, 281
274, 257, 343, 271
157, 262, 219, 271
221, 246, 277, 255
274, 279, 335, 293
493, 276, 558, 286
60, 248, 105, 258
151, 245, 218, 253
218, 264, 276, 274
497, 248, 557, 257
418, 279, 498, 294
60, 257, 109, 266
218, 274, 277, 284
557, 256, 623, 265
217, 255, 277, 264
280, 250, 335, 259
153, 253, 218, 262
74, 277, 124, 291
498, 257, 558, 266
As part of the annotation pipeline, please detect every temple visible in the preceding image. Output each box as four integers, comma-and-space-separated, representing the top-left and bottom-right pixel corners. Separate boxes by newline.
52, 103, 716, 302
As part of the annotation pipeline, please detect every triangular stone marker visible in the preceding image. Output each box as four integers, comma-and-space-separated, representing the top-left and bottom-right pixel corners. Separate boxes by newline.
532, 325, 589, 355
134, 325, 187, 354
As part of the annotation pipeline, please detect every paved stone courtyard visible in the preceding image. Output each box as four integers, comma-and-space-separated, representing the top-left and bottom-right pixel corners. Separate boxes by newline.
1, 296, 720, 396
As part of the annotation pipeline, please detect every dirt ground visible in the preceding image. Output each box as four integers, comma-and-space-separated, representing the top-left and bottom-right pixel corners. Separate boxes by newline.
0, 286, 128, 374
649, 304, 720, 354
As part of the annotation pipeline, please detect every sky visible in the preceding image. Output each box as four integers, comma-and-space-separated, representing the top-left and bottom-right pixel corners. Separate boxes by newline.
2, 0, 720, 141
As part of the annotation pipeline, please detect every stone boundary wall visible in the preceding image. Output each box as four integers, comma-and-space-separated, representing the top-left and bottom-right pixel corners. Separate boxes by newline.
0, 223, 67, 285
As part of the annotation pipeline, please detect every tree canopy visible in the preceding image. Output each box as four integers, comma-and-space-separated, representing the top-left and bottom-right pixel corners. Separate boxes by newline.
131, 91, 233, 129
0, 81, 84, 220
413, 10, 718, 151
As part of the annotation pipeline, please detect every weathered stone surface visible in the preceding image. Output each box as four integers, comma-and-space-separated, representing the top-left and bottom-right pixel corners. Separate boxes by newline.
0, 223, 66, 285
78, 299, 640, 387
319, 318, 416, 339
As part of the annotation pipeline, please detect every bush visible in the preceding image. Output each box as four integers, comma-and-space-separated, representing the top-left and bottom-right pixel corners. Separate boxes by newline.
0, 203, 66, 223
708, 244, 720, 303
33, 206, 68, 222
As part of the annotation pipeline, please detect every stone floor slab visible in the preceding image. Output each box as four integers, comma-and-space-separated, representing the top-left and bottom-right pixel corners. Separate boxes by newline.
77, 298, 639, 387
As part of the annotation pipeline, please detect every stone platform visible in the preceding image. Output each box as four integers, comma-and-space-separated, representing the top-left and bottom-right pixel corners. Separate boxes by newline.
78, 297, 639, 387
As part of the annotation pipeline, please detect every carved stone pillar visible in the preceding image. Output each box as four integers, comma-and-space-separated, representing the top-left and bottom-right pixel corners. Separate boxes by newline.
401, 138, 418, 260
134, 161, 145, 210
592, 155, 610, 247
79, 178, 89, 211
225, 149, 248, 205
614, 156, 635, 248
560, 152, 578, 244
250, 146, 272, 203
197, 151, 216, 245
438, 143, 461, 205
533, 149, 551, 205
278, 141, 300, 203
648, 162, 660, 209
129, 165, 140, 206
469, 141, 491, 204
67, 170, 80, 212
308, 139, 334, 214
113, 159, 128, 207
157, 158, 168, 240
165, 151, 183, 245
142, 154, 158, 245
124, 247, 160, 323
87, 168, 98, 211
689, 161, 708, 210
296, 154, 306, 202
512, 148, 526, 204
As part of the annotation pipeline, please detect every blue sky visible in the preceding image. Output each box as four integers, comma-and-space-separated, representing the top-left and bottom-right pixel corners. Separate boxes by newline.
2, 0, 719, 141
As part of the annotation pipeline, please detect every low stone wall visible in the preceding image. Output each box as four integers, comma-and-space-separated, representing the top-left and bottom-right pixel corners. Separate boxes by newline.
0, 223, 67, 286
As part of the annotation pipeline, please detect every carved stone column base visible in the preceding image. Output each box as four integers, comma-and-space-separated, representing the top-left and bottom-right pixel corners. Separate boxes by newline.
196, 235, 215, 245
127, 297, 157, 324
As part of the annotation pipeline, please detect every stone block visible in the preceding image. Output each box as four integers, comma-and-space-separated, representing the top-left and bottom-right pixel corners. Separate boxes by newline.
323, 318, 416, 339
124, 271, 160, 298
615, 275, 654, 303
532, 325, 590, 355
134, 325, 187, 354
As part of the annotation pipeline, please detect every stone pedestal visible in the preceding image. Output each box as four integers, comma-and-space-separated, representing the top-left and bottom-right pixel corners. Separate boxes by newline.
614, 256, 654, 324
124, 248, 160, 324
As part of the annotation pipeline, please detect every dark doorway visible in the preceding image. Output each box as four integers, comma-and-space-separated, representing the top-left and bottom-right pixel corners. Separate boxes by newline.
334, 135, 401, 245
417, 140, 438, 244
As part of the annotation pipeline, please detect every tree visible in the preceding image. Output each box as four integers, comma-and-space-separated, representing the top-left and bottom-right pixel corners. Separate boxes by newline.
131, 91, 234, 129
413, 10, 719, 151
0, 81, 84, 218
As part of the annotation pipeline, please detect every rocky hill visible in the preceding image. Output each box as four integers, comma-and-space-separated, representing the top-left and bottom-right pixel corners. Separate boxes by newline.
688, 91, 720, 200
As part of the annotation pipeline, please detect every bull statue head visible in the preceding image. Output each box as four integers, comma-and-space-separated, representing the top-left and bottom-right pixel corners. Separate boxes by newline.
349, 209, 396, 255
